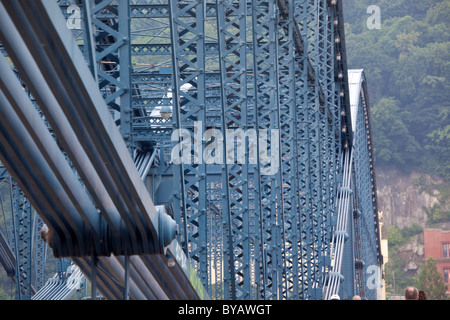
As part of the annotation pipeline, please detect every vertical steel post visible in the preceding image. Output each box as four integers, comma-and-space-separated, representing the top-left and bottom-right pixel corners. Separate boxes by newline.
277, 0, 301, 300
216, 0, 251, 300
90, 0, 134, 151
168, 0, 208, 289
251, 0, 284, 300
33, 212, 47, 291
11, 182, 33, 300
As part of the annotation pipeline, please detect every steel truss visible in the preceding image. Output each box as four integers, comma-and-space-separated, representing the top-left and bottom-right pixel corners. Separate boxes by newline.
0, 0, 382, 300
0, 170, 46, 299
215, 0, 252, 300
157, 0, 365, 300
346, 69, 382, 300
0, 76, 47, 299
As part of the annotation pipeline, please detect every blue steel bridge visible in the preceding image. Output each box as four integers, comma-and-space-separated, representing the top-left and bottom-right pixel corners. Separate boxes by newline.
0, 0, 381, 300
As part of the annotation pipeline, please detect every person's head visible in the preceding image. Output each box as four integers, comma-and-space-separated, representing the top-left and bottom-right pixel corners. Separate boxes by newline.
404, 286, 419, 300
330, 294, 340, 300
353, 295, 361, 300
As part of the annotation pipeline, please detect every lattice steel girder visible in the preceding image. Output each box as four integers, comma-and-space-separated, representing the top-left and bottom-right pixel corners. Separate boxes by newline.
11, 185, 33, 300
136, 0, 353, 301
88, 0, 134, 148
0, 0, 176, 256
42, 0, 379, 301
292, 0, 346, 300
0, 179, 41, 299
348, 69, 381, 300
216, 0, 251, 300
251, 0, 285, 300
168, 0, 208, 288
277, 0, 301, 300
295, 0, 321, 300
0, 52, 96, 257
315, 0, 339, 293
33, 213, 47, 291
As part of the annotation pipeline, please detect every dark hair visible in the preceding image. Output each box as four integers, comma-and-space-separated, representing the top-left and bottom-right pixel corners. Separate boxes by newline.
418, 290, 427, 300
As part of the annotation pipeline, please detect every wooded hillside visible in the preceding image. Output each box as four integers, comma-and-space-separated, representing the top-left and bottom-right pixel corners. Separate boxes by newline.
343, 0, 450, 180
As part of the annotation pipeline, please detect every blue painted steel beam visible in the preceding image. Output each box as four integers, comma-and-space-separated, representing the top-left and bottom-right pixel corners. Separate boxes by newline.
5, 170, 48, 297
0, 0, 173, 256
88, 0, 134, 150
251, 0, 285, 300
0, 53, 94, 257
216, 0, 252, 300
0, 0, 208, 300
277, 0, 301, 300
33, 213, 47, 291
0, 0, 381, 300
127, 0, 376, 301
11, 186, 33, 300
0, 169, 41, 298
347, 69, 382, 300
139, 0, 362, 300
168, 0, 208, 289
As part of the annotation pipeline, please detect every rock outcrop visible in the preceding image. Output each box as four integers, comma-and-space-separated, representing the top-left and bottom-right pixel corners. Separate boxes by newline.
376, 167, 442, 230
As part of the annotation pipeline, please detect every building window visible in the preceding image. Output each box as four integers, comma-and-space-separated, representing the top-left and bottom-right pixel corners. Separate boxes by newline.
443, 243, 450, 258
444, 268, 449, 284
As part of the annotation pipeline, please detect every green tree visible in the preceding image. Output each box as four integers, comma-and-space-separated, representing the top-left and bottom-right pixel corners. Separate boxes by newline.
425, 0, 450, 26
371, 97, 420, 169
426, 125, 450, 179
0, 287, 12, 300
384, 253, 415, 297
386, 225, 403, 247
415, 257, 448, 300
344, 0, 450, 180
